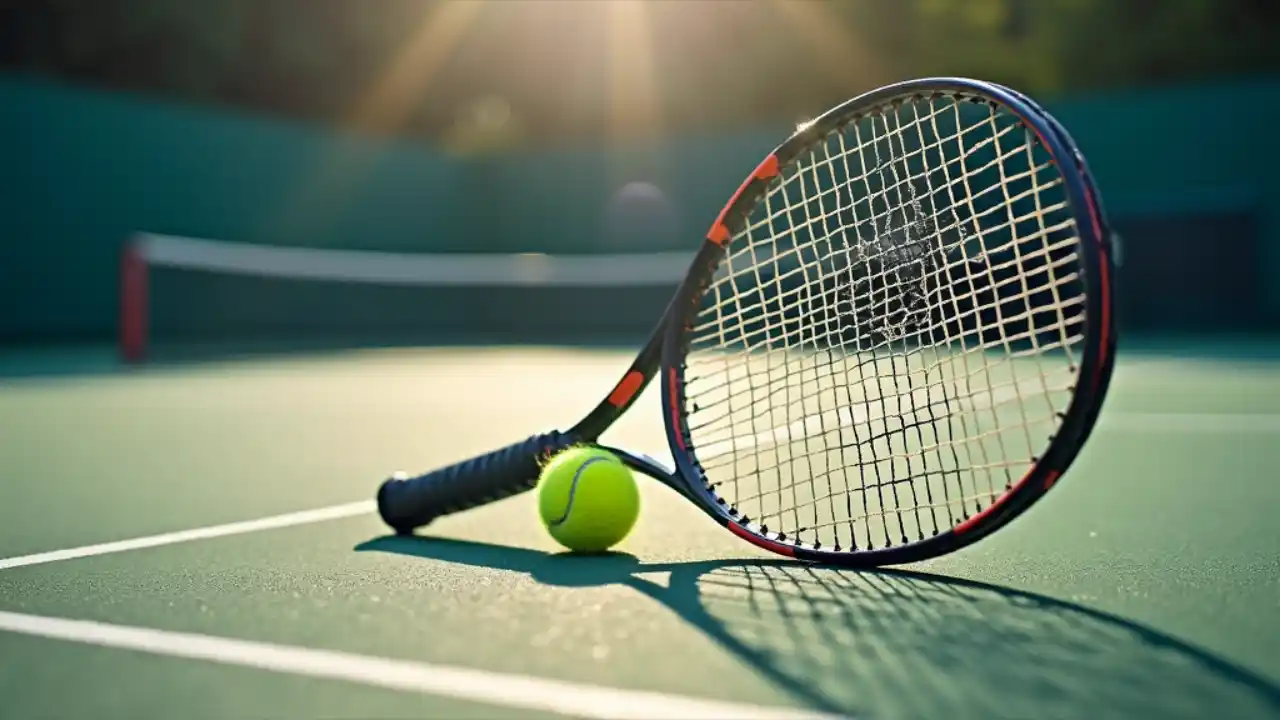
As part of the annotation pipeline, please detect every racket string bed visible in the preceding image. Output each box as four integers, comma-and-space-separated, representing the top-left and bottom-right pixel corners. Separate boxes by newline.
372, 79, 1112, 567
680, 93, 1085, 553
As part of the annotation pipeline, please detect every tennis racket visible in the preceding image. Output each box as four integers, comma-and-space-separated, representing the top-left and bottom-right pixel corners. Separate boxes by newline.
377, 77, 1119, 567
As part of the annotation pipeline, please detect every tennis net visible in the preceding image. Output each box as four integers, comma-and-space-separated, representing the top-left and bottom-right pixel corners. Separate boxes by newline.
119, 233, 693, 362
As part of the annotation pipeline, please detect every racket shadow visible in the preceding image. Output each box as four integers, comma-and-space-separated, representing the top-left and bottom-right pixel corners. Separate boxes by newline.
355, 535, 1280, 719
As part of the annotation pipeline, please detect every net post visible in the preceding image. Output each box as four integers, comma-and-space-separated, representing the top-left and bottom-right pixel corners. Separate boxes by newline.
119, 234, 149, 364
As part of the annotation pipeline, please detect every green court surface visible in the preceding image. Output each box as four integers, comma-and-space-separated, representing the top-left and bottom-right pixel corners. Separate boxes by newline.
1, 344, 1278, 719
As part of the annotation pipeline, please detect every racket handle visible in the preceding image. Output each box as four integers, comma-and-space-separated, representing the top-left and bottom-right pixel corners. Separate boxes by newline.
376, 432, 573, 534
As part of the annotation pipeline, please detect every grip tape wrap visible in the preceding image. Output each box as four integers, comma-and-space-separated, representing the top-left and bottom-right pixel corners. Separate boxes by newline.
376, 432, 573, 534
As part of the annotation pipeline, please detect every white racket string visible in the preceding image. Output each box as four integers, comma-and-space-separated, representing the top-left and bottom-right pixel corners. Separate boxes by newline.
681, 94, 1086, 551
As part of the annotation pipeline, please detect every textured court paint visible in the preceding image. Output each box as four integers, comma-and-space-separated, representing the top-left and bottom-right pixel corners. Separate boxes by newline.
0, 611, 844, 720
2, 348, 1279, 720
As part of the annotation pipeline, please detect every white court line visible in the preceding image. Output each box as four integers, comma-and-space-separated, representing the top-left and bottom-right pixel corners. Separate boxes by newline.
0, 611, 842, 720
0, 500, 375, 572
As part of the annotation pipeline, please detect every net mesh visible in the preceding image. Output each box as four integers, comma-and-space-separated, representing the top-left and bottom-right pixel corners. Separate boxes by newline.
126, 234, 692, 355
681, 93, 1087, 552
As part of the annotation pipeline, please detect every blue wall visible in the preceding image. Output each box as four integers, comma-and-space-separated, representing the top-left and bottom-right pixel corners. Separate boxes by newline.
3, 75, 1279, 340
0, 77, 462, 338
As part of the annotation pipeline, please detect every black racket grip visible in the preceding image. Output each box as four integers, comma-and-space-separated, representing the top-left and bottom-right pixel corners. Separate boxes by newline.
376, 431, 574, 534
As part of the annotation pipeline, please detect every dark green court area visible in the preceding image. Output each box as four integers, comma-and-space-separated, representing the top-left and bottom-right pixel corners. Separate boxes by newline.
2, 343, 1280, 717
1, 343, 1278, 719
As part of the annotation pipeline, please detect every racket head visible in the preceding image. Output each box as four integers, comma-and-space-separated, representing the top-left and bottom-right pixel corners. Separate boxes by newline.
659, 77, 1118, 566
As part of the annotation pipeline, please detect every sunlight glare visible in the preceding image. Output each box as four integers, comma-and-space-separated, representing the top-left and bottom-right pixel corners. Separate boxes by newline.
608, 0, 661, 141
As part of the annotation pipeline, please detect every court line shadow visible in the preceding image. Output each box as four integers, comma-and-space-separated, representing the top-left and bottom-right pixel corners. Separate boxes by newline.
356, 534, 1280, 720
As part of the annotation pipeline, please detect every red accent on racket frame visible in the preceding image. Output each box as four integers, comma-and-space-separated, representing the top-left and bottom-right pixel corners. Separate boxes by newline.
669, 367, 686, 450
728, 522, 797, 558
707, 154, 780, 245
953, 466, 1060, 536
1081, 187, 1114, 394
953, 495, 1012, 535
942, 115, 1110, 538
1016, 118, 1114, 393
956, 470, 1060, 538
607, 370, 646, 408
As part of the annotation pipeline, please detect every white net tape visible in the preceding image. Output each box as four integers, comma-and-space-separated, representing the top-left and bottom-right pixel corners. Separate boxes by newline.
135, 233, 694, 287
682, 94, 1086, 551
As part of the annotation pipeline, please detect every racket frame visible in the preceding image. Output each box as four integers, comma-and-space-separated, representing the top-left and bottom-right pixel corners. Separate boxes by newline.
377, 77, 1117, 568
658, 77, 1118, 566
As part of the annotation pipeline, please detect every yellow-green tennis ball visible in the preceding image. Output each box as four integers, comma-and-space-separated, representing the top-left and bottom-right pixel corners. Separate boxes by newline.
537, 447, 640, 553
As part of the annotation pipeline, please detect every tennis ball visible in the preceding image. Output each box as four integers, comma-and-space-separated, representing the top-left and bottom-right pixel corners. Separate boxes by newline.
537, 447, 640, 553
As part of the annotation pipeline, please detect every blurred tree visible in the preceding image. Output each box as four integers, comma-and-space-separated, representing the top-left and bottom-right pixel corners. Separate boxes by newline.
1, 0, 1277, 144
0, 0, 247, 98
901, 0, 1280, 93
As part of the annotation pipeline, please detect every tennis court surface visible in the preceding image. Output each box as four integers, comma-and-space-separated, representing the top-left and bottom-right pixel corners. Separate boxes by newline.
1, 342, 1278, 719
